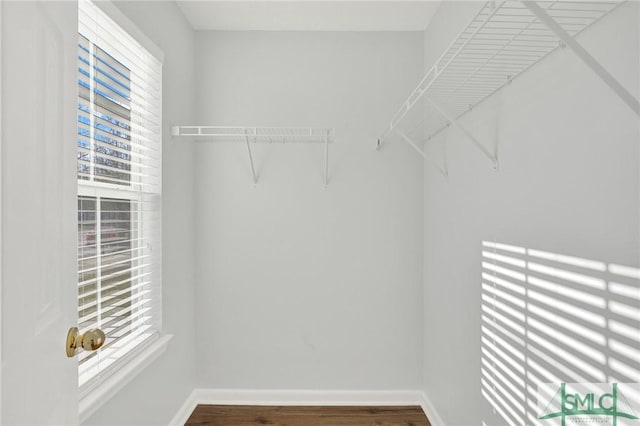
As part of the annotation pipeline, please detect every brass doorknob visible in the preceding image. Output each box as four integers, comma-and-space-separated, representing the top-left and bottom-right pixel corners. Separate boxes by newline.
66, 327, 106, 357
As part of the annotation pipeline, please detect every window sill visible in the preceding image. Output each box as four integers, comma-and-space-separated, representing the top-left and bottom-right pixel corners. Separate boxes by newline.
79, 334, 173, 424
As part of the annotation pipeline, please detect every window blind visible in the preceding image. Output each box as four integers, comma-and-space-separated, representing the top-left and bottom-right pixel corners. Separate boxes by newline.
77, 0, 162, 393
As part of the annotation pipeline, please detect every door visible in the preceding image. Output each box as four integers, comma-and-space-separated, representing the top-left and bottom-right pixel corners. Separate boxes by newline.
2, 1, 79, 424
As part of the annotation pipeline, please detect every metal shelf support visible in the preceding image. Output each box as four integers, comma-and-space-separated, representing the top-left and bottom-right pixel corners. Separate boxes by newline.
426, 97, 498, 169
395, 130, 448, 177
523, 1, 640, 117
243, 130, 258, 184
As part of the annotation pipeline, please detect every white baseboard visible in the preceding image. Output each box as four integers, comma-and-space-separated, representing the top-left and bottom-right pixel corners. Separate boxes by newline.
420, 392, 445, 426
168, 389, 198, 426
194, 388, 424, 406
168, 388, 434, 425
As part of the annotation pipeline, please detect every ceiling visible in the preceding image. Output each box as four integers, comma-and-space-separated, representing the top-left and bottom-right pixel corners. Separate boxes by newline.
176, 1, 442, 31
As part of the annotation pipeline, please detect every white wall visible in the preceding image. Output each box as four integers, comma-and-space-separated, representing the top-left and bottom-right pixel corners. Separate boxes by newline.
83, 1, 197, 424
422, 2, 639, 424
194, 31, 424, 390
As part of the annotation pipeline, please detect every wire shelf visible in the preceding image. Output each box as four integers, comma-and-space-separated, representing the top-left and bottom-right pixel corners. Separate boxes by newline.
171, 126, 334, 185
172, 126, 334, 143
379, 0, 623, 145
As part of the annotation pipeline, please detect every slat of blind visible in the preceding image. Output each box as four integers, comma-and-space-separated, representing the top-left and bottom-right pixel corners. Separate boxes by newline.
78, 257, 142, 272
79, 325, 155, 372
77, 40, 160, 94
81, 311, 153, 349
79, 300, 154, 332
76, 174, 158, 190
78, 316, 152, 343
81, 286, 151, 314
76, 157, 158, 180
77, 234, 155, 249
80, 318, 154, 363
79, 317, 154, 365
78, 9, 161, 78
79, 87, 161, 133
79, 326, 156, 390
79, 302, 154, 333
82, 138, 158, 163
78, 157, 158, 181
78, 244, 148, 263
76, 140, 160, 163
78, 273, 151, 296
77, 255, 151, 276
79, 278, 152, 307
78, 292, 152, 326
78, 262, 153, 288
77, 34, 161, 91
102, 308, 153, 333
79, 56, 160, 153
79, 322, 153, 365
76, 130, 159, 159
76, 155, 157, 181
79, 305, 154, 336
77, 194, 160, 212
78, 324, 154, 369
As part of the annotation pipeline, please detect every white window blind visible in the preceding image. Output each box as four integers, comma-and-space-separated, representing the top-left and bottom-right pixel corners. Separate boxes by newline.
77, 0, 162, 393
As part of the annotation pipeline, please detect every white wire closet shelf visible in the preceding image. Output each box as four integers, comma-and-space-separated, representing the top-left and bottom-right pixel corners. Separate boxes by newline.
172, 126, 334, 142
171, 126, 335, 185
378, 0, 636, 169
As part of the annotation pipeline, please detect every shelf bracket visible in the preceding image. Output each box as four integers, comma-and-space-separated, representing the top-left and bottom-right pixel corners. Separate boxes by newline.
395, 130, 447, 177
243, 130, 258, 184
523, 1, 640, 117
426, 97, 498, 169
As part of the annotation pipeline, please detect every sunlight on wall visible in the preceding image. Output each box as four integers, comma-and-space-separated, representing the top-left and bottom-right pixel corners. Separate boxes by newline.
480, 241, 640, 425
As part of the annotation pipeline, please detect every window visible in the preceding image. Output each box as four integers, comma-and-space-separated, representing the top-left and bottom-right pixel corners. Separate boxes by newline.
77, 0, 162, 394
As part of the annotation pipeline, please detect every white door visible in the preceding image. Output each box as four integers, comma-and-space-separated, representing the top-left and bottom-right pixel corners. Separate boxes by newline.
2, 1, 80, 424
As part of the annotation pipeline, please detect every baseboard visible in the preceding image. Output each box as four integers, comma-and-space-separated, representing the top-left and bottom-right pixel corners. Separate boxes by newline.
195, 388, 425, 406
169, 389, 444, 426
168, 389, 199, 426
420, 391, 445, 426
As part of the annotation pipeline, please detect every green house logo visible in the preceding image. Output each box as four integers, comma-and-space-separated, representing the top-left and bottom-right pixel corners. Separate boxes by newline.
539, 383, 639, 426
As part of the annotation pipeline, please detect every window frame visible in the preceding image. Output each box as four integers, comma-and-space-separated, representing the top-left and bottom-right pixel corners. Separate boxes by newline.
76, 0, 168, 415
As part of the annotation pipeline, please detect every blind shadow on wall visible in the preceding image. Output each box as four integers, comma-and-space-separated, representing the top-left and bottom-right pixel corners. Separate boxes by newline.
480, 240, 640, 425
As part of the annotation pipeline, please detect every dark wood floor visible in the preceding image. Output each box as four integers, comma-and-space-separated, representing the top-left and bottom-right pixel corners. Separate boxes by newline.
185, 405, 431, 426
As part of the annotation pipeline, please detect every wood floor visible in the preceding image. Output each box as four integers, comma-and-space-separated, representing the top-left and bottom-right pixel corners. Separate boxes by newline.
184, 405, 431, 426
